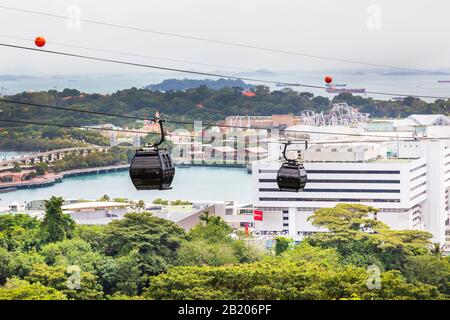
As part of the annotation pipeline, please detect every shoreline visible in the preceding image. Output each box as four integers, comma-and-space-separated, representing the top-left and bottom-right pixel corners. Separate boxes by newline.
0, 164, 130, 192
0, 163, 250, 193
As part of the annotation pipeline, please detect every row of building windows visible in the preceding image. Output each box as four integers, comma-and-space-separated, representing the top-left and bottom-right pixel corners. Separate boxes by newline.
259, 179, 400, 184
255, 231, 290, 236
259, 197, 401, 203
410, 163, 426, 173
259, 188, 401, 193
409, 181, 427, 192
410, 190, 427, 201
298, 231, 320, 236
379, 208, 410, 213
295, 207, 417, 213
410, 172, 426, 182
259, 169, 400, 174
256, 207, 288, 212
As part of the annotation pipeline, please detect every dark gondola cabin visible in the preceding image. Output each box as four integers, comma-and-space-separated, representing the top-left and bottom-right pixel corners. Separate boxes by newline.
130, 149, 175, 190
276, 141, 308, 192
277, 161, 307, 192
129, 116, 175, 190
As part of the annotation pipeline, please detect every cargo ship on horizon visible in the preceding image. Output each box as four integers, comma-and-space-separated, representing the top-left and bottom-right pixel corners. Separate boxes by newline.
326, 87, 366, 94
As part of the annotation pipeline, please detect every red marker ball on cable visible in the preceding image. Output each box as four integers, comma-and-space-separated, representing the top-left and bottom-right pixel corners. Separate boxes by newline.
34, 36, 46, 47
324, 75, 333, 84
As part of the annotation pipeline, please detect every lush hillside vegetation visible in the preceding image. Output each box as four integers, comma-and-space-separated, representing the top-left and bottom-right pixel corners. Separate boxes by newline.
1, 86, 449, 128
0, 201, 448, 300
0, 126, 109, 152
146, 78, 254, 91
1, 85, 449, 151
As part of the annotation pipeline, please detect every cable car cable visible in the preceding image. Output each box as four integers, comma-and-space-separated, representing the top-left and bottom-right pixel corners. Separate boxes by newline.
129, 115, 175, 190
0, 43, 315, 88
0, 117, 195, 140
2, 43, 450, 101
0, 118, 421, 146
0, 33, 252, 73
0, 97, 153, 121
1, 34, 439, 91
276, 141, 308, 192
0, 5, 439, 75
1, 98, 448, 140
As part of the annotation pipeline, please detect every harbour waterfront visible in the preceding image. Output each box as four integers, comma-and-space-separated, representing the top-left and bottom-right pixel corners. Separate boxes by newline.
0, 166, 252, 206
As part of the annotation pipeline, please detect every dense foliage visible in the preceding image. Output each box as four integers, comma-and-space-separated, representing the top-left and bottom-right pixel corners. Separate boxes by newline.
146, 78, 254, 91
50, 148, 134, 172
0, 202, 449, 300
0, 125, 108, 152
1, 85, 449, 151
2, 86, 449, 133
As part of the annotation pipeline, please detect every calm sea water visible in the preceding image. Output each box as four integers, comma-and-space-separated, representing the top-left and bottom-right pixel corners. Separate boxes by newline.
0, 166, 253, 206
2, 72, 449, 102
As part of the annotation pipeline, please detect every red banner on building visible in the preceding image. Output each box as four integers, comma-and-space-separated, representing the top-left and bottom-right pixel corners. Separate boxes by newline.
254, 210, 263, 221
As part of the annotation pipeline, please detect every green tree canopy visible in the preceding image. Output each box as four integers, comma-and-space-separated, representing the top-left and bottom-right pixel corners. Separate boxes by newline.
0, 278, 67, 300
25, 263, 103, 300
41, 197, 75, 243
189, 213, 233, 244
307, 203, 432, 269
103, 212, 186, 276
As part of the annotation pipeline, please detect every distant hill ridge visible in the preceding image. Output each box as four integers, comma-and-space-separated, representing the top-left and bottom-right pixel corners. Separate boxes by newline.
146, 78, 254, 91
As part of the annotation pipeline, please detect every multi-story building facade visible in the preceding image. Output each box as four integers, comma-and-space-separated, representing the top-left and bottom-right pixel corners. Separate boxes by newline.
252, 139, 450, 249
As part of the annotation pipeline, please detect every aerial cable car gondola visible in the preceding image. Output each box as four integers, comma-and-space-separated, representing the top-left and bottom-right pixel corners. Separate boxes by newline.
277, 141, 307, 192
129, 114, 175, 190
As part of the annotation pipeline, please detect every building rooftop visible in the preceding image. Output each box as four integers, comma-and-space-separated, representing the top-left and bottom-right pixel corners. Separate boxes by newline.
408, 114, 450, 126
154, 211, 194, 222
62, 201, 131, 210
371, 158, 414, 163
246, 147, 268, 154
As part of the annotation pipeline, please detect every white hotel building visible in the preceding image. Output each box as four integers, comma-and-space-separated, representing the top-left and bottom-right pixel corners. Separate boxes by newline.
251, 115, 450, 249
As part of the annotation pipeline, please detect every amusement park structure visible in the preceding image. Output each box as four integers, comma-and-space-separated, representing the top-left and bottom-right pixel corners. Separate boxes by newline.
300, 103, 370, 126
224, 103, 369, 130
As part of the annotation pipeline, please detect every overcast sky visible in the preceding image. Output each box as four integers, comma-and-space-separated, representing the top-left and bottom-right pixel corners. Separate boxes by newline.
0, 0, 449, 75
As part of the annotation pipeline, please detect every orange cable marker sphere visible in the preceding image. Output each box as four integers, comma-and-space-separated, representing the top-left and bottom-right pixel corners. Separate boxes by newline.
34, 36, 46, 47
324, 75, 333, 84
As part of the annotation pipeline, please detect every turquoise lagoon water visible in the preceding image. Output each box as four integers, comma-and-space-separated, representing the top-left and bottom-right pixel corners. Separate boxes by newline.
0, 166, 253, 206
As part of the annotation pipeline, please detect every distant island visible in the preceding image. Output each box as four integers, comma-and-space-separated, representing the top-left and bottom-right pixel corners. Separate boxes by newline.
235, 69, 279, 77
381, 71, 450, 76
146, 78, 255, 91
0, 74, 41, 81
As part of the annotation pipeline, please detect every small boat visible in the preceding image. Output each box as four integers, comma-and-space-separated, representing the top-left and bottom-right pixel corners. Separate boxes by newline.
326, 87, 366, 94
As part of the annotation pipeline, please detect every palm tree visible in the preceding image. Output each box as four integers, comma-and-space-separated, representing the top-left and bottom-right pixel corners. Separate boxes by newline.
199, 212, 211, 224
99, 194, 110, 202
429, 242, 446, 258
41, 196, 75, 243
136, 200, 146, 212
